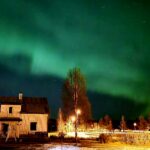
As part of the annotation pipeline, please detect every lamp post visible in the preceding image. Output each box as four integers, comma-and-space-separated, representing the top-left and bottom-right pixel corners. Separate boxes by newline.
71, 116, 76, 123
75, 108, 81, 144
76, 109, 81, 116
76, 108, 81, 125
133, 122, 137, 130
71, 108, 81, 144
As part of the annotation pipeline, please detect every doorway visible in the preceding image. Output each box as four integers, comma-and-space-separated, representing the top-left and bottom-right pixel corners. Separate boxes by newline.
2, 123, 9, 136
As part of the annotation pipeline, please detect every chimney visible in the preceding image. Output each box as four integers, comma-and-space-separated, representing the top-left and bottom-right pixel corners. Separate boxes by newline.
19, 92, 23, 101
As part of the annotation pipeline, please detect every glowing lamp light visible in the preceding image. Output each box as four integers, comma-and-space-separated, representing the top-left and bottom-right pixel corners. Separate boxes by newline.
133, 122, 137, 127
133, 122, 137, 130
71, 116, 76, 122
76, 109, 81, 115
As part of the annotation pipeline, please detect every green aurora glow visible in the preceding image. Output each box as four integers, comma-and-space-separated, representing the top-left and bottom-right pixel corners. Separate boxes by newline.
0, 0, 150, 118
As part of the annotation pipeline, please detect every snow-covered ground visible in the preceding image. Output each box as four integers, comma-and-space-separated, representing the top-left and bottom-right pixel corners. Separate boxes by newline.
45, 144, 150, 150
2, 130, 150, 149
4, 143, 149, 150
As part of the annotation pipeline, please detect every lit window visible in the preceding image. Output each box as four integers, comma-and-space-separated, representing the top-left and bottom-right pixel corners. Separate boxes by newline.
30, 122, 37, 131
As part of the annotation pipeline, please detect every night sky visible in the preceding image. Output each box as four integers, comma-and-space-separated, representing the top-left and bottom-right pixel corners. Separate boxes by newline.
0, 0, 150, 120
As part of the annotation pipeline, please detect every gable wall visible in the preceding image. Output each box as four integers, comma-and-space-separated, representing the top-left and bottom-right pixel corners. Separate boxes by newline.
19, 114, 49, 134
0, 104, 21, 117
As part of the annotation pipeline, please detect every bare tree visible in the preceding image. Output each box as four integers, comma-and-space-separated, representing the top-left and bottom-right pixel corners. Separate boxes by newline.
120, 115, 127, 132
107, 120, 113, 131
99, 115, 112, 131
147, 113, 150, 130
138, 115, 148, 130
57, 108, 64, 133
62, 68, 92, 122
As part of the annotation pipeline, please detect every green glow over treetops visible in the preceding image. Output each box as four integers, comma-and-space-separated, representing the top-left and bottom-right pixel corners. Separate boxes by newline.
0, 0, 150, 117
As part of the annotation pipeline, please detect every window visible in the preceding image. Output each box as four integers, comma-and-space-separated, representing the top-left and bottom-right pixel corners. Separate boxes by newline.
9, 107, 12, 114
30, 122, 37, 131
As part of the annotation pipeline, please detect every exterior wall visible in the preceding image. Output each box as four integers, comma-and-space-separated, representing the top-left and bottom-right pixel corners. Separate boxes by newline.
0, 105, 21, 118
0, 104, 49, 135
19, 114, 48, 135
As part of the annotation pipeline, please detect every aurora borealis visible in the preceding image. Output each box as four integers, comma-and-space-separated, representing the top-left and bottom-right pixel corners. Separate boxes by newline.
0, 0, 150, 119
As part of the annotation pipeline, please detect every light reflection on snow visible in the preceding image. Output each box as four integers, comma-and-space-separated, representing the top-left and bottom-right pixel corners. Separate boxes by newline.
48, 145, 80, 150
46, 144, 150, 150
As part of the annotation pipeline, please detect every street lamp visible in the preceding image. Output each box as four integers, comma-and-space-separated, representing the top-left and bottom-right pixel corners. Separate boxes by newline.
76, 109, 81, 115
133, 122, 137, 130
73, 108, 81, 144
71, 115, 76, 123
76, 108, 81, 130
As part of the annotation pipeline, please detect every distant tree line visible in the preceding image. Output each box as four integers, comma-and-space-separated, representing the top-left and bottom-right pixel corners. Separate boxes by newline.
98, 114, 150, 131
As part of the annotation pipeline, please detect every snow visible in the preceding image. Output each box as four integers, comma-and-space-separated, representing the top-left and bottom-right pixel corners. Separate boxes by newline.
48, 145, 80, 150
44, 143, 150, 150
1, 143, 150, 150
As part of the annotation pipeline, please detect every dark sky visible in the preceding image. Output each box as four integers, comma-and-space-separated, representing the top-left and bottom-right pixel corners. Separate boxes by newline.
0, 0, 150, 120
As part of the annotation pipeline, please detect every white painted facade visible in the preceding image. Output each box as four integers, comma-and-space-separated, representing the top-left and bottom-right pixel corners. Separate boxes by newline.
20, 114, 48, 134
0, 100, 49, 136
0, 104, 21, 118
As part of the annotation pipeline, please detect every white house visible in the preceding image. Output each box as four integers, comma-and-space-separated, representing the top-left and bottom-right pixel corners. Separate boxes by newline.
0, 93, 49, 138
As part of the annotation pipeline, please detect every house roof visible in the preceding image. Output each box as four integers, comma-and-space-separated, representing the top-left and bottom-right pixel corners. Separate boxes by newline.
0, 96, 21, 105
0, 96, 49, 114
21, 97, 49, 114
